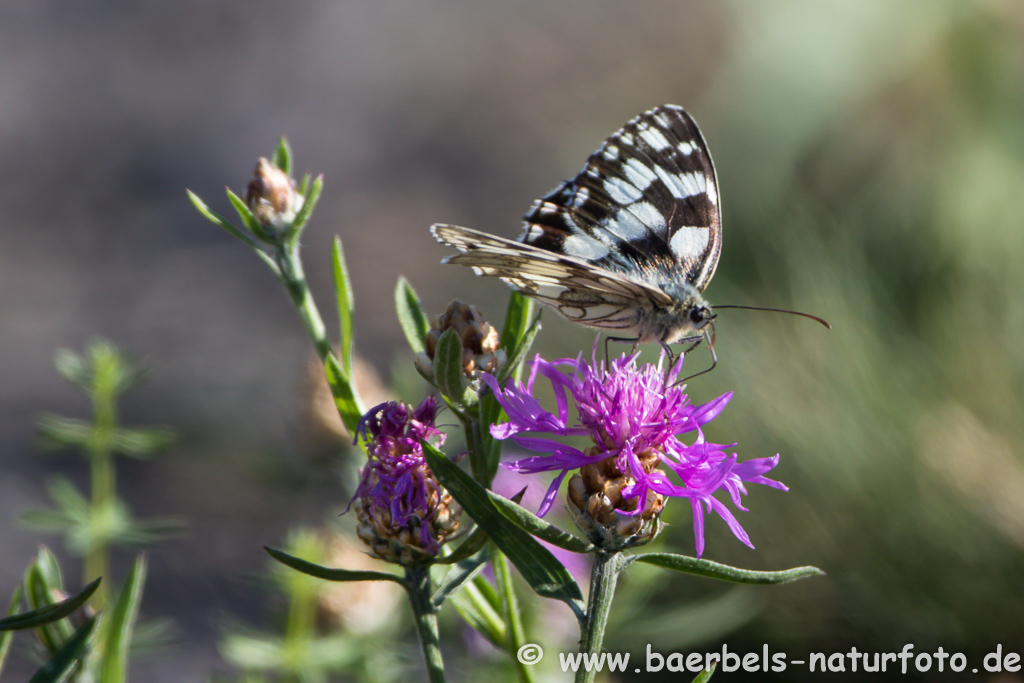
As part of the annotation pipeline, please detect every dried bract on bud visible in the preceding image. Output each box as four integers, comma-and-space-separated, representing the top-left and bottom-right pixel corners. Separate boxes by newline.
419, 301, 504, 377
245, 158, 303, 228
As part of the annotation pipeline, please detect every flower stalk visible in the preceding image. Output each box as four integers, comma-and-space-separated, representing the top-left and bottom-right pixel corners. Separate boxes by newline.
405, 564, 446, 683
577, 551, 623, 683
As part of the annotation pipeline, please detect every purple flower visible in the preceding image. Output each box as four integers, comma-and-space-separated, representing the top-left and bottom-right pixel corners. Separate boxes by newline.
350, 397, 460, 563
483, 352, 786, 556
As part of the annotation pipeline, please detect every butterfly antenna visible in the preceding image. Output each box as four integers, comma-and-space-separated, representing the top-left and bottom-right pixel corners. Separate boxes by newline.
714, 305, 832, 329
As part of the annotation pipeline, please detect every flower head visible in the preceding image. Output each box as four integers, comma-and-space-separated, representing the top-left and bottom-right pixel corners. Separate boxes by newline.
350, 396, 461, 564
483, 352, 786, 555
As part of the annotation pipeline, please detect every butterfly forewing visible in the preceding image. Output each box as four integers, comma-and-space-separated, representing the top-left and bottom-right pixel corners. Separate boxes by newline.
521, 105, 721, 293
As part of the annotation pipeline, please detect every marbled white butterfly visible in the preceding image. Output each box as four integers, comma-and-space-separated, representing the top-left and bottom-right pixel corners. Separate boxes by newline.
431, 105, 750, 368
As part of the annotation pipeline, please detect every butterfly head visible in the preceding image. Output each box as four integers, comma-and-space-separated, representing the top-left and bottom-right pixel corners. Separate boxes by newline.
647, 282, 716, 345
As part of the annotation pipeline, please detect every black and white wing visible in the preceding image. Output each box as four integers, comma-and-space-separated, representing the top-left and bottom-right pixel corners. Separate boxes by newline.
521, 104, 721, 293
430, 224, 671, 333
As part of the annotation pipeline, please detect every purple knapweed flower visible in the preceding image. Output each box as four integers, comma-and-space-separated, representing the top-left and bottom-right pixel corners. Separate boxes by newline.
482, 352, 786, 556
350, 396, 461, 565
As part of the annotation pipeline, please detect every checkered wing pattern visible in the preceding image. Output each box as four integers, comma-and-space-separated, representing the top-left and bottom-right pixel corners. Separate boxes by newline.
432, 105, 721, 343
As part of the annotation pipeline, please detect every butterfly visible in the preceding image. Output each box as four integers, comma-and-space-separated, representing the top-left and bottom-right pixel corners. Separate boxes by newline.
431, 104, 723, 369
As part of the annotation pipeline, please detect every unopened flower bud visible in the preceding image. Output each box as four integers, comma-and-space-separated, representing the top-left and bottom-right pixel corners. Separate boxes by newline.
245, 158, 303, 229
418, 301, 505, 378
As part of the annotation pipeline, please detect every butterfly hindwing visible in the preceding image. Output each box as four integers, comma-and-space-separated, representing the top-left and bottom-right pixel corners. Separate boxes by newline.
431, 224, 670, 331
521, 105, 721, 293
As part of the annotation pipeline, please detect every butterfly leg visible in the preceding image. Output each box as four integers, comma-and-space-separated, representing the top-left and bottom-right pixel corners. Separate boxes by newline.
676, 326, 718, 384
604, 336, 640, 366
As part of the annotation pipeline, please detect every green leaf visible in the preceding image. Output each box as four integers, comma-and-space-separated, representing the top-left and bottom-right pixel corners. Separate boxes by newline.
226, 188, 266, 239
188, 190, 280, 273
52, 349, 88, 390
395, 277, 430, 355
498, 292, 535, 354
0, 587, 22, 674
28, 615, 97, 683
421, 441, 584, 614
691, 663, 716, 682
187, 190, 258, 249
433, 525, 489, 565
109, 426, 175, 458
495, 316, 541, 386
47, 478, 90, 519
629, 553, 825, 584
0, 579, 100, 631
323, 354, 362, 436
96, 554, 146, 683
434, 329, 474, 410
264, 547, 406, 585
286, 174, 323, 240
36, 415, 92, 451
431, 550, 490, 608
485, 490, 594, 554
331, 237, 355, 375
20, 508, 75, 535
492, 549, 535, 683
23, 548, 75, 655
447, 577, 506, 648
272, 137, 292, 175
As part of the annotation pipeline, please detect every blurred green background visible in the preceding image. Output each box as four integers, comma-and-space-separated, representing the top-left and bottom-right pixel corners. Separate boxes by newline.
2, 1, 1023, 680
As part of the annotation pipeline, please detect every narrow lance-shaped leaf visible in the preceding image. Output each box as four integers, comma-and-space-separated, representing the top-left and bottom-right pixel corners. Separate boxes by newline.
691, 663, 717, 683
395, 277, 430, 355
447, 576, 506, 648
285, 174, 323, 242
498, 292, 535, 354
432, 550, 490, 608
421, 440, 584, 616
226, 188, 268, 241
27, 615, 97, 683
332, 236, 355, 375
187, 190, 280, 275
24, 550, 73, 653
0, 587, 22, 675
434, 329, 474, 410
485, 489, 593, 554
495, 315, 541, 385
324, 354, 362, 437
186, 190, 258, 249
97, 554, 147, 683
629, 553, 824, 585
433, 525, 490, 565
272, 137, 292, 175
0, 579, 100, 631
265, 547, 406, 585
493, 548, 535, 683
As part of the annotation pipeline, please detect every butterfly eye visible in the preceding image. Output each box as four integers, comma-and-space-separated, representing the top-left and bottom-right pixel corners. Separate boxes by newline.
689, 307, 708, 325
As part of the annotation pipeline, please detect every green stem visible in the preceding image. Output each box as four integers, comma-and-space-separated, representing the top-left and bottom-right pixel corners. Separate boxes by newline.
576, 552, 622, 683
493, 548, 536, 683
462, 408, 492, 486
405, 565, 447, 683
277, 243, 335, 364
85, 382, 118, 609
